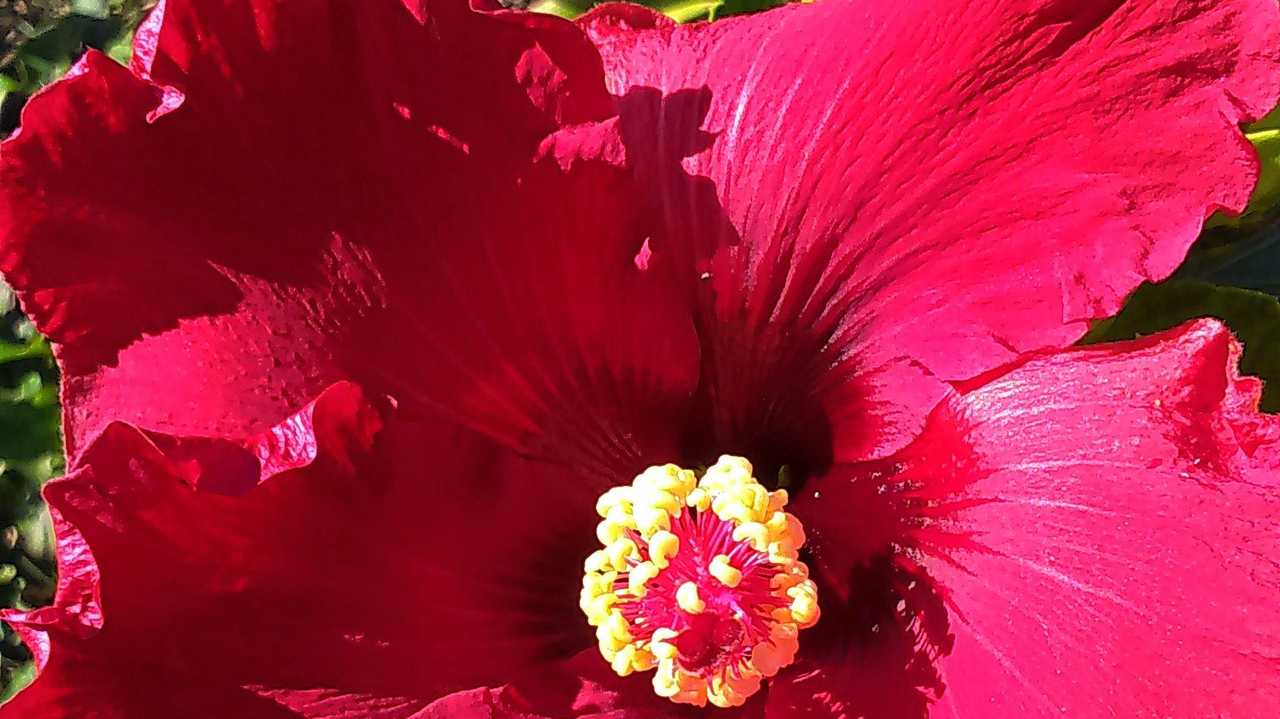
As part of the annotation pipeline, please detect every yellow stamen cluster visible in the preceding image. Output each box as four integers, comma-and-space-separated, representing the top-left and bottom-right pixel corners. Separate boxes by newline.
579, 456, 820, 708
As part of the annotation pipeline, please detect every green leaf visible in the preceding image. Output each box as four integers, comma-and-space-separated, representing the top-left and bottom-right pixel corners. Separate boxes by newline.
0, 338, 51, 366
1208, 103, 1280, 227
0, 404, 60, 464
658, 0, 724, 22
1175, 220, 1280, 297
531, 0, 785, 22
1081, 280, 1280, 411
71, 0, 112, 19
0, 660, 34, 705
528, 0, 588, 19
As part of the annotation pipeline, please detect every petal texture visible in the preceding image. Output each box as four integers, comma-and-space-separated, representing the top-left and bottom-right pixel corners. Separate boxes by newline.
581, 0, 1280, 464
0, 0, 697, 479
797, 320, 1280, 717
422, 649, 763, 718
0, 384, 623, 718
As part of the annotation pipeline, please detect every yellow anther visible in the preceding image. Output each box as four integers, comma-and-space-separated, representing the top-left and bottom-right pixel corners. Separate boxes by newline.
582, 594, 616, 625
767, 489, 788, 512
606, 609, 634, 643
719, 503, 756, 526
676, 581, 705, 614
765, 511, 787, 536
652, 659, 682, 698
633, 647, 657, 672
606, 538, 638, 571
650, 628, 679, 660
708, 554, 742, 588
772, 621, 799, 642
648, 530, 680, 569
582, 570, 616, 596
749, 642, 784, 678
637, 487, 681, 515
582, 571, 612, 591
611, 644, 638, 676
677, 686, 709, 707
769, 571, 792, 590
582, 456, 818, 708
750, 631, 799, 678
707, 670, 762, 708
581, 572, 618, 625
685, 487, 711, 512
654, 660, 709, 706
782, 509, 801, 534
765, 510, 805, 548
634, 465, 667, 488
732, 521, 770, 551
710, 455, 753, 478
596, 519, 627, 545
604, 503, 635, 527
768, 540, 799, 564
633, 503, 671, 537
788, 580, 820, 628
628, 561, 660, 597
775, 560, 808, 583
745, 484, 769, 517
639, 465, 696, 497
584, 549, 611, 573
710, 493, 752, 523
792, 598, 819, 627
595, 486, 633, 517
596, 624, 627, 654
598, 641, 619, 663
651, 643, 678, 661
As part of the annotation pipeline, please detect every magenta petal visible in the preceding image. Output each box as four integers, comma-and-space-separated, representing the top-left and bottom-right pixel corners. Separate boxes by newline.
924, 322, 1280, 716
802, 321, 1280, 716
582, 0, 1280, 462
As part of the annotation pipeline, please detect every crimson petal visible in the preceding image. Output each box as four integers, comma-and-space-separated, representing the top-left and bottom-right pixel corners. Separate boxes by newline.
0, 0, 697, 479
0, 384, 624, 718
423, 649, 766, 718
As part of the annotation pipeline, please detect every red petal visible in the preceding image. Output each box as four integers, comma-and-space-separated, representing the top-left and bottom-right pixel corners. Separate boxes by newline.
425, 649, 764, 718
798, 320, 1280, 716
0, 0, 696, 479
0, 510, 102, 671
762, 550, 951, 719
0, 384, 622, 717
580, 0, 1280, 463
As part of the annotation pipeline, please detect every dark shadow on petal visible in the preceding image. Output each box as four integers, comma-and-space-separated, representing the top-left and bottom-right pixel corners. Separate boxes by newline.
614, 87, 846, 484
769, 553, 951, 718
140, 434, 261, 496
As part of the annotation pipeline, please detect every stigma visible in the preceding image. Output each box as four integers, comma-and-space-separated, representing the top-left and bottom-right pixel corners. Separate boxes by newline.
580, 456, 819, 708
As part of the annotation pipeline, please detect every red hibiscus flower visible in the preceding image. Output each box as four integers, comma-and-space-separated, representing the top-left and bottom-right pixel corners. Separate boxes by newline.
3, 0, 1280, 716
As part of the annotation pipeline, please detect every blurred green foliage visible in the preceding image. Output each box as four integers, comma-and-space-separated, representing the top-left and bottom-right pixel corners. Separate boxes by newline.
1208, 105, 1280, 230
0, 0, 149, 701
1, 1, 143, 133
531, 0, 787, 23
0, 281, 59, 702
1173, 106, 1280, 297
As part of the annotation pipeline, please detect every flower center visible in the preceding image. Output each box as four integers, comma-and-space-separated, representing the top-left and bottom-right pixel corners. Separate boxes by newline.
580, 456, 819, 708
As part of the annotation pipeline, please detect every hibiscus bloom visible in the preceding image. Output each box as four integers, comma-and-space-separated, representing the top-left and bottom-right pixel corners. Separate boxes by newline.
3, 0, 1280, 715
